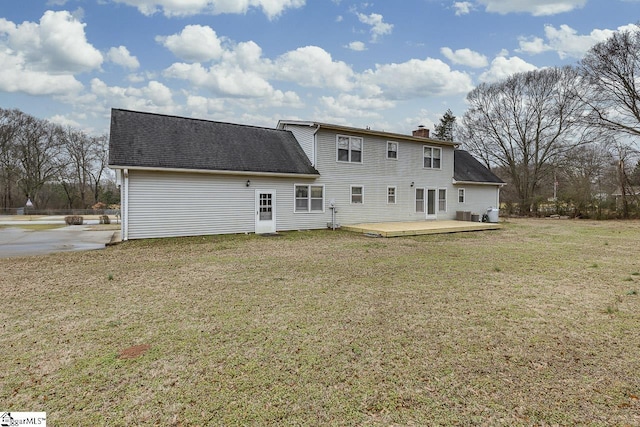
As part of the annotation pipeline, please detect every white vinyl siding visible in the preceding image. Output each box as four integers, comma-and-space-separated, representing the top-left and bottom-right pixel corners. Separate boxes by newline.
281, 124, 316, 165
455, 184, 501, 217
124, 171, 327, 239
306, 128, 459, 224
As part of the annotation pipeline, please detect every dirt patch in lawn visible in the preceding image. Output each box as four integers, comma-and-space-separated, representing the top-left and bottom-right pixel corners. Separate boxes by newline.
118, 344, 151, 359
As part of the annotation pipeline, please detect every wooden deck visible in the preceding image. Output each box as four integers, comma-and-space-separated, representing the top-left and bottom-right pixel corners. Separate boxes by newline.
342, 220, 501, 237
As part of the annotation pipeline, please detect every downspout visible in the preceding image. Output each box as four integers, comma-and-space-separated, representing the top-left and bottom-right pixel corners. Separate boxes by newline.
312, 124, 320, 168
122, 169, 129, 241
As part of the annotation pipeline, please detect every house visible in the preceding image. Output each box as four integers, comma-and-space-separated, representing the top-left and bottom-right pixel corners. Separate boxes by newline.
108, 109, 504, 240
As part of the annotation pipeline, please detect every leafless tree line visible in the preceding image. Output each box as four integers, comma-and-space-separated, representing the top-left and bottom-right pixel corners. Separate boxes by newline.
461, 24, 640, 218
0, 108, 117, 212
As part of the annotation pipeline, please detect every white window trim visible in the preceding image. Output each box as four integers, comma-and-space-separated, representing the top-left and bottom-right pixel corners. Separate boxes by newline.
386, 141, 398, 160
438, 188, 447, 212
294, 184, 325, 213
415, 187, 425, 213
387, 186, 397, 204
336, 135, 363, 164
458, 188, 466, 204
423, 145, 442, 170
350, 185, 364, 204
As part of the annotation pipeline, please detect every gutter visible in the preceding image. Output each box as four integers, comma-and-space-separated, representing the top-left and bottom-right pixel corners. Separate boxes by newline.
453, 179, 506, 187
108, 165, 320, 179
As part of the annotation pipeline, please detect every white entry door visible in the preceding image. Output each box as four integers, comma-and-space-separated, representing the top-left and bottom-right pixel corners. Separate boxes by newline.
255, 190, 276, 234
426, 188, 437, 219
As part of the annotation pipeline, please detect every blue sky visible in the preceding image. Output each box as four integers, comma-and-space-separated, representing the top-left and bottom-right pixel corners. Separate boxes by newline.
0, 0, 638, 135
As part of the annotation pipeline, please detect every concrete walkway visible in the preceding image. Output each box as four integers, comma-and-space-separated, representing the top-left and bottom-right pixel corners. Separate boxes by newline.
0, 216, 119, 258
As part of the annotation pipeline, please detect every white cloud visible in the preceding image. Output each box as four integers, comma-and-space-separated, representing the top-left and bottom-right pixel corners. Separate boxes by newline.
517, 24, 631, 59
441, 47, 488, 67
320, 94, 392, 119
157, 25, 224, 62
107, 46, 140, 69
357, 12, 393, 42
453, 2, 473, 16
478, 0, 586, 16
90, 78, 179, 114
48, 114, 82, 127
0, 10, 102, 73
479, 56, 538, 83
0, 48, 84, 96
360, 58, 474, 100
186, 94, 226, 117
112, 0, 305, 19
346, 41, 367, 51
164, 62, 274, 97
273, 46, 355, 91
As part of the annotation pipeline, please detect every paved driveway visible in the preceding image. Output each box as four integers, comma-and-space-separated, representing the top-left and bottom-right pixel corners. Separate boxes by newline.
0, 225, 117, 258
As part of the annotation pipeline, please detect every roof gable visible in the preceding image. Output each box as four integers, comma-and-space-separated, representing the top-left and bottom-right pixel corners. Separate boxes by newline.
454, 150, 504, 185
109, 109, 319, 176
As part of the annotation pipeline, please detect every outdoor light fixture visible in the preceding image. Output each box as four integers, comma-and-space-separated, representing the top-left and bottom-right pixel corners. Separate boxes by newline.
246, 180, 251, 187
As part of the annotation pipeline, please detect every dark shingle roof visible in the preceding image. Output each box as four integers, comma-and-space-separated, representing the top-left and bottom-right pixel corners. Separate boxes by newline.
454, 150, 504, 184
108, 109, 319, 176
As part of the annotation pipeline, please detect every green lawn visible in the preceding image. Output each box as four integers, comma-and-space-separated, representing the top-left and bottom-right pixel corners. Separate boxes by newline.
1, 219, 639, 425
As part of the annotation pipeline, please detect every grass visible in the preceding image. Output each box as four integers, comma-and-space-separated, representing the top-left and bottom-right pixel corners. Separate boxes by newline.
1, 218, 640, 425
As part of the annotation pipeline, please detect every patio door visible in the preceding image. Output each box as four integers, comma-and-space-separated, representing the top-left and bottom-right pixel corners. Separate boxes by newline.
255, 190, 276, 234
426, 188, 437, 219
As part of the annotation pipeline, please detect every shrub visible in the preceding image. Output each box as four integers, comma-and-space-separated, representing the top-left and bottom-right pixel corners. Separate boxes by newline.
65, 215, 84, 225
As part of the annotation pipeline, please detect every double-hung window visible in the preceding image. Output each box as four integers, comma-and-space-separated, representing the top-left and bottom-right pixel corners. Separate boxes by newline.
423, 146, 442, 169
458, 188, 465, 203
387, 186, 396, 204
415, 188, 425, 213
351, 185, 364, 204
337, 136, 363, 163
386, 142, 398, 159
295, 185, 324, 212
438, 189, 447, 212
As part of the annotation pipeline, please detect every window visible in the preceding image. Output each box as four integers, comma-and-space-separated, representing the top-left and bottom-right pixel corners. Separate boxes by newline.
351, 185, 363, 204
337, 136, 363, 163
387, 186, 396, 204
295, 184, 324, 212
458, 188, 465, 203
423, 146, 442, 169
438, 189, 447, 212
387, 142, 398, 159
415, 188, 425, 213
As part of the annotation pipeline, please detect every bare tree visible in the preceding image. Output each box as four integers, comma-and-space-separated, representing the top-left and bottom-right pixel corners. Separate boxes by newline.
0, 108, 22, 209
88, 134, 110, 206
14, 113, 64, 207
461, 66, 592, 214
579, 24, 640, 138
557, 144, 611, 217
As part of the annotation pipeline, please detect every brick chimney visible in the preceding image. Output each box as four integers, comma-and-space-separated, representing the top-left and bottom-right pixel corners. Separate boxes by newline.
412, 125, 430, 138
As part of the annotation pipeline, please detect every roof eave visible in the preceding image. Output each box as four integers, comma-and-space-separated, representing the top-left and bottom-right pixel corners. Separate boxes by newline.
278, 120, 459, 147
109, 164, 320, 179
453, 179, 506, 187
